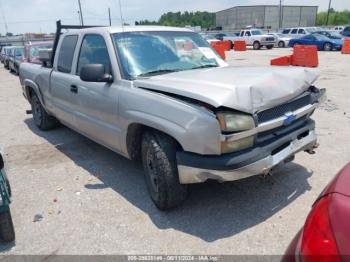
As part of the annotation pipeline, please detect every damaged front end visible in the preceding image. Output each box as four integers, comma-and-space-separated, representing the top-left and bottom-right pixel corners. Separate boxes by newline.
176, 86, 326, 184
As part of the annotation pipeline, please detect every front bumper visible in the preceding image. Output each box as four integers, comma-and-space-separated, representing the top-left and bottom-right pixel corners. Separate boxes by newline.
177, 121, 317, 184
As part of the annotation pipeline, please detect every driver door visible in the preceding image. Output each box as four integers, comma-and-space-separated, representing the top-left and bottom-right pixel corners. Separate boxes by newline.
72, 34, 122, 152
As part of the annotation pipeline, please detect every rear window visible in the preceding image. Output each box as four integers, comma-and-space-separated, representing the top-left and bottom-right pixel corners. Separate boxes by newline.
57, 35, 78, 73
282, 29, 290, 34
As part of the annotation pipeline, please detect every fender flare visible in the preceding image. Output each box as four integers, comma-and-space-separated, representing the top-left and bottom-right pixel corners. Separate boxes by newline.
23, 79, 45, 106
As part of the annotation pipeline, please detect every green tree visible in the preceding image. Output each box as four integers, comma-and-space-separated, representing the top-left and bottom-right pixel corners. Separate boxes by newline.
316, 10, 350, 26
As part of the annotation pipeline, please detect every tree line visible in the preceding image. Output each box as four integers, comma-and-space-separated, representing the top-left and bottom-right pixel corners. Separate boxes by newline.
135, 10, 350, 28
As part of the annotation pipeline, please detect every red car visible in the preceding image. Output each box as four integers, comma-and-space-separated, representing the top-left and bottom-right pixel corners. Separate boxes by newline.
283, 163, 350, 262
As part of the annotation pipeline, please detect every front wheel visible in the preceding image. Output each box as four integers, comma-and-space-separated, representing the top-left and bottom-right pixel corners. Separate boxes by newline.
31, 92, 58, 131
253, 41, 261, 50
0, 211, 15, 242
141, 131, 188, 210
266, 45, 274, 49
323, 42, 333, 51
278, 41, 285, 48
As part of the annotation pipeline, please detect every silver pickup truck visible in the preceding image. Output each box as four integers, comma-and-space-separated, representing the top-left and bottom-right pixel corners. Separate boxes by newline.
19, 22, 325, 210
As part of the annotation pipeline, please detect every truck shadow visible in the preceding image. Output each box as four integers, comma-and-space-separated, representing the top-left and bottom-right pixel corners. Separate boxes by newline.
24, 119, 313, 242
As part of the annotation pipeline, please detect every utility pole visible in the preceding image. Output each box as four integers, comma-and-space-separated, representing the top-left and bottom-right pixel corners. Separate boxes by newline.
279, 0, 283, 30
326, 0, 332, 26
108, 8, 112, 26
0, 0, 8, 35
78, 0, 84, 26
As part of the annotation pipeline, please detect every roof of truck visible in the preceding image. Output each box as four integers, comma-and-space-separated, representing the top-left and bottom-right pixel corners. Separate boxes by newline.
65, 25, 193, 34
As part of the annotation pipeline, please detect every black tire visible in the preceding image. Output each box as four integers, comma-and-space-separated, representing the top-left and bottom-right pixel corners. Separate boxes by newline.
266, 45, 274, 49
253, 41, 261, 50
5, 178, 11, 198
141, 131, 187, 210
0, 211, 15, 242
323, 42, 333, 51
278, 41, 285, 48
30, 92, 58, 131
229, 40, 234, 49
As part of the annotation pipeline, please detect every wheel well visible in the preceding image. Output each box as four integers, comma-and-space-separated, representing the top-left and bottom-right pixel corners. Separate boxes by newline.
126, 123, 183, 161
26, 86, 34, 101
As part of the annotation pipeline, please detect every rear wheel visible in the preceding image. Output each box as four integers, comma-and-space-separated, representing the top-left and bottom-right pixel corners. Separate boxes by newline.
253, 41, 261, 50
141, 131, 187, 210
278, 41, 285, 48
266, 45, 274, 49
0, 211, 15, 242
323, 42, 333, 51
30, 92, 58, 131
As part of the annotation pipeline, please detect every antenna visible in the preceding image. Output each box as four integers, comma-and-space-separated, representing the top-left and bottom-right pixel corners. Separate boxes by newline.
108, 8, 112, 26
77, 0, 84, 26
118, 0, 124, 29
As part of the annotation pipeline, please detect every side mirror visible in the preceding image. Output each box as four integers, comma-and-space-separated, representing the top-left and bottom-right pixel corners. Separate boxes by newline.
80, 64, 113, 83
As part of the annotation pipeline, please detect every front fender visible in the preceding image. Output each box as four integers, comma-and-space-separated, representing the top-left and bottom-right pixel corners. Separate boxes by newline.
119, 87, 222, 156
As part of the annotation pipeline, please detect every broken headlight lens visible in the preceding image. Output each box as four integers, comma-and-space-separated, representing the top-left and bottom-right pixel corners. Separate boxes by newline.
216, 112, 255, 133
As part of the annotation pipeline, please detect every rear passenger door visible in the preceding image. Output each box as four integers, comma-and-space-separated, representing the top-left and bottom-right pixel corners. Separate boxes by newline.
50, 34, 79, 127
72, 34, 121, 151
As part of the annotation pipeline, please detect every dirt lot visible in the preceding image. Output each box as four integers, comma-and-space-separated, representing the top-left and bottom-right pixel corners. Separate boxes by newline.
0, 48, 349, 255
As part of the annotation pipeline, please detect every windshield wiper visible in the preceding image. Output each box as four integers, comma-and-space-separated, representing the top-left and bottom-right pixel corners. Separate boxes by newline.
191, 64, 218, 70
138, 69, 180, 77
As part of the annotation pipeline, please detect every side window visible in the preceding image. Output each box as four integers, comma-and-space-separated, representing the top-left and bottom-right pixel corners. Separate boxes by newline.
291, 29, 298, 34
245, 31, 251, 36
282, 29, 290, 34
57, 35, 78, 73
240, 31, 244, 37
77, 34, 111, 75
298, 29, 306, 34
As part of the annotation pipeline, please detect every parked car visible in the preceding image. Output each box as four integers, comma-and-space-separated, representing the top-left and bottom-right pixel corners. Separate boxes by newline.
214, 33, 227, 41
20, 23, 325, 210
201, 34, 221, 44
333, 25, 345, 32
283, 162, 350, 261
24, 42, 53, 64
3, 47, 13, 70
0, 149, 15, 242
223, 32, 240, 47
0, 46, 9, 63
9, 46, 24, 75
341, 26, 350, 37
268, 33, 291, 48
282, 27, 318, 38
289, 34, 343, 51
238, 29, 276, 49
312, 30, 344, 40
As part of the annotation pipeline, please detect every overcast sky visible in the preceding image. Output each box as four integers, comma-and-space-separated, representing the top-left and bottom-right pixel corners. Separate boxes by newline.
0, 0, 349, 35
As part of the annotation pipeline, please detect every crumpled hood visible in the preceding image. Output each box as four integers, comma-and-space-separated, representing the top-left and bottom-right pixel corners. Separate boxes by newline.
134, 66, 319, 114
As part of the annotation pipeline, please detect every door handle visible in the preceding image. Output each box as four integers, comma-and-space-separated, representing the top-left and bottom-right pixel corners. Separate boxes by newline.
70, 84, 78, 94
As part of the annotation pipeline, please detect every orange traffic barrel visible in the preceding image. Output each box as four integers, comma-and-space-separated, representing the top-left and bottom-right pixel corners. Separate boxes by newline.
292, 45, 318, 68
271, 55, 292, 66
342, 38, 350, 54
234, 40, 247, 51
210, 42, 226, 60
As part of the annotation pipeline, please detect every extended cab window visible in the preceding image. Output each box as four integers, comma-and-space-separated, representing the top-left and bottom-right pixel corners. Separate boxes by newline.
291, 29, 298, 34
77, 34, 111, 75
298, 29, 306, 34
245, 31, 251, 36
57, 35, 78, 73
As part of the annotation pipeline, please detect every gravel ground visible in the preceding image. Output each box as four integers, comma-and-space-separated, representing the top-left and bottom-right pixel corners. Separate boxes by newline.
0, 48, 349, 255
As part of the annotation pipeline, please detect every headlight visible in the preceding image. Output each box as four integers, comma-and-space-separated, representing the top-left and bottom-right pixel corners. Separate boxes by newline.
217, 112, 256, 154
216, 112, 255, 133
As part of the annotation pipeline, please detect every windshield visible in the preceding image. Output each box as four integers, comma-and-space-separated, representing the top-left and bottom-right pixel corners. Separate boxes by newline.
251, 30, 263, 35
15, 47, 24, 56
112, 31, 221, 79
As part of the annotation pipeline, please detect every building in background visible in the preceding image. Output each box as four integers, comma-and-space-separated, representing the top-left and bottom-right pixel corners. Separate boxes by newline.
216, 5, 318, 31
